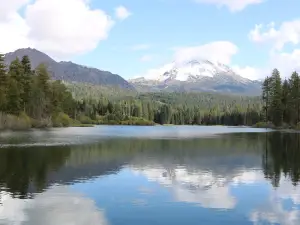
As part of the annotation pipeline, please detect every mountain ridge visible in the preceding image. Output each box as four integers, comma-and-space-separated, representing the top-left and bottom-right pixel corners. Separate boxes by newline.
4, 48, 135, 90
3, 48, 261, 95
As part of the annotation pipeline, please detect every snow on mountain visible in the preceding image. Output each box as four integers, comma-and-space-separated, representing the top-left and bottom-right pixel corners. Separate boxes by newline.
129, 59, 262, 95
130, 59, 251, 84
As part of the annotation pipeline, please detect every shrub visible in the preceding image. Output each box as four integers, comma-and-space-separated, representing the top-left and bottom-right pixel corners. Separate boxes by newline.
254, 121, 275, 129
78, 115, 95, 124
52, 112, 73, 127
0, 112, 32, 130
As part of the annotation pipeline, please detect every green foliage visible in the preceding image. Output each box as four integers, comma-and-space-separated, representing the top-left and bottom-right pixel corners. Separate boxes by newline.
253, 121, 275, 129
0, 54, 7, 111
262, 69, 300, 128
78, 115, 96, 125
52, 112, 74, 127
0, 57, 78, 130
2, 56, 299, 129
0, 112, 31, 130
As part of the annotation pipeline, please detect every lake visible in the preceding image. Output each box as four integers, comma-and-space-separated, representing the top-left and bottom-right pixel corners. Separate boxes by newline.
0, 126, 299, 225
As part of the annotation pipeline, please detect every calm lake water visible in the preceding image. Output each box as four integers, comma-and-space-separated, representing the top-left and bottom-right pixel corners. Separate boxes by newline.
0, 126, 299, 225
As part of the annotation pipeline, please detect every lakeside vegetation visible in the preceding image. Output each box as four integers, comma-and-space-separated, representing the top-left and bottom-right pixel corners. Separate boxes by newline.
261, 69, 300, 129
1, 54, 300, 130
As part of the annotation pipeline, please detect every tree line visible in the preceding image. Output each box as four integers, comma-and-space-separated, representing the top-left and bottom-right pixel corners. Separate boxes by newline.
2, 54, 299, 129
0, 54, 75, 129
262, 69, 300, 128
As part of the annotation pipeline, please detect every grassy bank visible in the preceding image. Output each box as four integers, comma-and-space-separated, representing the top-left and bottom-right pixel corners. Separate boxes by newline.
0, 112, 155, 131
253, 121, 300, 130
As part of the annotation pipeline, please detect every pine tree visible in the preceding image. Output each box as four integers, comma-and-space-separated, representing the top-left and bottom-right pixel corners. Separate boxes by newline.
21, 55, 33, 111
282, 79, 290, 124
270, 69, 283, 126
262, 76, 271, 123
6, 78, 21, 115
0, 54, 7, 111
289, 71, 300, 124
8, 58, 24, 109
34, 64, 51, 119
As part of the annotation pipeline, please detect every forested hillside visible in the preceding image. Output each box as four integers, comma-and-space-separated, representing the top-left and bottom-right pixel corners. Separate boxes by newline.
4, 48, 134, 90
1, 54, 297, 130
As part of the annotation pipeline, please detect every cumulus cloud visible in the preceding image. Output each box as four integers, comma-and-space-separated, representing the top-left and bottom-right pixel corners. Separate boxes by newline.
194, 0, 264, 12
249, 19, 300, 78
136, 41, 261, 80
0, 0, 130, 59
137, 63, 174, 80
173, 41, 238, 64
232, 65, 265, 80
137, 20, 300, 81
115, 6, 131, 20
0, 0, 30, 21
0, 13, 32, 53
249, 20, 300, 50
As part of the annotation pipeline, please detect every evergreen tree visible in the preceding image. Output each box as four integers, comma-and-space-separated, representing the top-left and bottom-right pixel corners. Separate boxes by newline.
281, 79, 290, 124
289, 71, 300, 124
6, 78, 21, 115
270, 69, 283, 126
21, 55, 33, 111
262, 76, 271, 123
8, 58, 26, 110
33, 64, 51, 119
0, 54, 7, 111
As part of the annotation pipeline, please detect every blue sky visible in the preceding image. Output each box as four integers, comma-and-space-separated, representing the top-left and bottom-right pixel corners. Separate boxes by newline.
74, 0, 300, 80
1, 0, 300, 80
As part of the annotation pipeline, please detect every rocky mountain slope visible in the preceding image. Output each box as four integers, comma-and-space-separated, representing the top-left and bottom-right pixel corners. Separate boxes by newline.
129, 60, 261, 95
4, 48, 135, 90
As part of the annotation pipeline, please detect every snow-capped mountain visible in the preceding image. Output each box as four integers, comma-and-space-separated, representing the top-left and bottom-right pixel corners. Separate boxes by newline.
129, 60, 261, 95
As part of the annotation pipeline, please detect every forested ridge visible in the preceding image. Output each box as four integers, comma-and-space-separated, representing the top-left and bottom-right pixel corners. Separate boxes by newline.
0, 54, 298, 129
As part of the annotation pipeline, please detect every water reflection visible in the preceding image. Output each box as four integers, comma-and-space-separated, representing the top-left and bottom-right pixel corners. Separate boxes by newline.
0, 186, 108, 225
0, 131, 300, 224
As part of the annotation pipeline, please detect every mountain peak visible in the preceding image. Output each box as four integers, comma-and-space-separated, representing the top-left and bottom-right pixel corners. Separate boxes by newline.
129, 59, 261, 95
5, 48, 55, 67
132, 59, 240, 83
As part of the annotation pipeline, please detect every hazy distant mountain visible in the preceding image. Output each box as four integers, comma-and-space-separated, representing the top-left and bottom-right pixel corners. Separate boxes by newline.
4, 48, 135, 90
129, 60, 262, 95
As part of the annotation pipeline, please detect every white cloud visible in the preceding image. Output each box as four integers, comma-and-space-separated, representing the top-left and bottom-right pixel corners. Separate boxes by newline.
137, 22, 300, 81
138, 63, 174, 80
140, 55, 153, 62
26, 0, 114, 58
0, 0, 128, 59
268, 49, 300, 77
0, 0, 30, 22
232, 65, 265, 80
115, 6, 131, 20
195, 0, 264, 12
0, 13, 32, 53
136, 41, 259, 80
248, 19, 300, 78
174, 41, 238, 64
249, 20, 300, 50
131, 44, 151, 51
